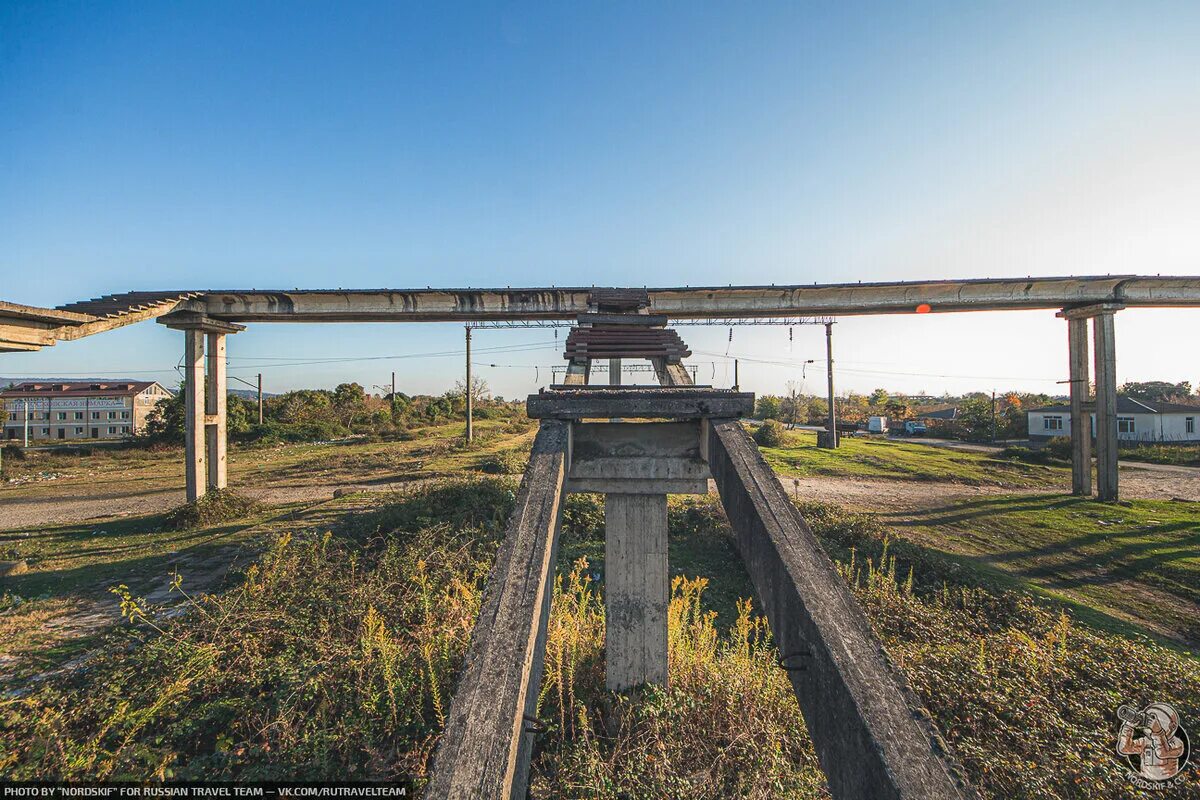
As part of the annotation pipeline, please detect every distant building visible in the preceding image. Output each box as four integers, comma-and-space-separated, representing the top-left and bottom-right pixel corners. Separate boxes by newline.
2, 381, 172, 442
1028, 398, 1200, 443
913, 406, 959, 422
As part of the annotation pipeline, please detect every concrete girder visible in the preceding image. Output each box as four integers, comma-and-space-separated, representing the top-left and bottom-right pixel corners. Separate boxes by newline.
707, 419, 974, 799
426, 420, 570, 799
153, 276, 1200, 323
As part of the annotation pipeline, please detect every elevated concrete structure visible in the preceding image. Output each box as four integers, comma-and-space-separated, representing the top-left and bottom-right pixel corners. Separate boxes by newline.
6, 275, 1200, 354
430, 385, 974, 799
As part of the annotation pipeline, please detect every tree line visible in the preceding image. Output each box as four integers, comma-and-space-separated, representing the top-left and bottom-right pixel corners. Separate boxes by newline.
139, 377, 520, 445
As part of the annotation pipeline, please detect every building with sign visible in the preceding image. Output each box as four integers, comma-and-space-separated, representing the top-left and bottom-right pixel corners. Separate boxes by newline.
2, 381, 173, 442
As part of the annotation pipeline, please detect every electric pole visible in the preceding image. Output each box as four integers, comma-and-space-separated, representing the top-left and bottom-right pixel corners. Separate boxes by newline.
23, 398, 30, 448
465, 326, 473, 442
823, 322, 838, 449
991, 390, 997, 443
257, 373, 263, 425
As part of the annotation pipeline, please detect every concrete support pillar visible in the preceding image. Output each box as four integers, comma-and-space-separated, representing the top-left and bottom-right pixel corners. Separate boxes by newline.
1066, 317, 1092, 496
609, 358, 621, 385
604, 493, 669, 691
205, 332, 228, 491
163, 312, 244, 503
1093, 311, 1119, 501
184, 329, 206, 502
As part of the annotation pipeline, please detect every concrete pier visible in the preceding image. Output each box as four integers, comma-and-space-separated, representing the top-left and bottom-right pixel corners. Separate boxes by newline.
159, 312, 244, 502
205, 332, 228, 491
604, 493, 669, 690
183, 329, 206, 501
1092, 309, 1119, 500
1066, 316, 1092, 496
1059, 303, 1122, 501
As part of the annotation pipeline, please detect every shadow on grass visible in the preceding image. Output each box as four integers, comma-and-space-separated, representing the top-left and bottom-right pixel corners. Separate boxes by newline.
1, 503, 312, 600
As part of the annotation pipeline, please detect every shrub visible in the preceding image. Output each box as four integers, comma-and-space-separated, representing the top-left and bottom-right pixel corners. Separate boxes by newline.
162, 490, 263, 531
476, 449, 527, 475
753, 419, 787, 448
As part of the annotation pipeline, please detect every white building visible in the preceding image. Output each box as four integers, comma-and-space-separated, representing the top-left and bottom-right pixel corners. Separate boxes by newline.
2, 381, 172, 443
1028, 398, 1200, 443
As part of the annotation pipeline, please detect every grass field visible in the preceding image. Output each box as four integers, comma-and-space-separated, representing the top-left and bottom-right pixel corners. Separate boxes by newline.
3, 417, 1199, 797
1120, 442, 1200, 467
758, 429, 1063, 488
881, 493, 1200, 647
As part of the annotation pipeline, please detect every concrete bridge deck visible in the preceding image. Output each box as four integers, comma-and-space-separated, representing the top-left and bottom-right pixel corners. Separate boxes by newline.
4, 275, 1200, 352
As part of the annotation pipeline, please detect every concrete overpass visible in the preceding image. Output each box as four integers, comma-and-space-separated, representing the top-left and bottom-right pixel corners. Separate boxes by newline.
5, 274, 1200, 501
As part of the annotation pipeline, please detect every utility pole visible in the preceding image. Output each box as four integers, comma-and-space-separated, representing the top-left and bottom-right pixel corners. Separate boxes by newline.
391, 371, 395, 400
733, 359, 739, 390
823, 322, 838, 449
465, 326, 473, 442
991, 390, 997, 443
23, 398, 30, 448
257, 373, 263, 425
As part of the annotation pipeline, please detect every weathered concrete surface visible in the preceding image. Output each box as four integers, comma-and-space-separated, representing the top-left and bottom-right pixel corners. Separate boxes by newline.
604, 493, 669, 690
528, 388, 754, 420
161, 276, 1200, 321
568, 421, 708, 494
205, 332, 228, 491
1067, 316, 1092, 496
183, 330, 206, 502
707, 419, 974, 800
1093, 311, 1119, 501
425, 420, 569, 800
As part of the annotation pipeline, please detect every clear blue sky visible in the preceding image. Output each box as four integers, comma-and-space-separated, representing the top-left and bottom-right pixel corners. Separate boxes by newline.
2, 1, 1198, 398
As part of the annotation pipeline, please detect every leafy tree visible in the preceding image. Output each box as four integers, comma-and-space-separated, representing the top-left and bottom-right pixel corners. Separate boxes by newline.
955, 396, 995, 442
869, 388, 889, 407
884, 400, 911, 420
142, 385, 186, 443
754, 395, 782, 420
226, 395, 252, 435
1119, 381, 1193, 402
333, 383, 367, 426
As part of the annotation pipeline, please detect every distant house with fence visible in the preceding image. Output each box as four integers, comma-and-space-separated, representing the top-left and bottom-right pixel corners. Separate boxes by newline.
1028, 398, 1200, 443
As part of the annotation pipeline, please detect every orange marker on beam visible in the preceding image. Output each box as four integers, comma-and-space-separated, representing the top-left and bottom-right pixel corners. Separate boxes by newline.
915, 303, 932, 314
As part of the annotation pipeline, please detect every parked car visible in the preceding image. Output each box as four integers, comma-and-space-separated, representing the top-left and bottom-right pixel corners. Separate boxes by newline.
867, 416, 888, 433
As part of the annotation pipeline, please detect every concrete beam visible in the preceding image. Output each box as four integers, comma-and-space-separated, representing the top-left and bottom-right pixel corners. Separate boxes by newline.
0, 322, 57, 347
159, 276, 1200, 321
571, 421, 701, 459
157, 311, 246, 334
426, 420, 570, 799
568, 477, 709, 494
707, 419, 973, 800
604, 493, 669, 691
0, 342, 44, 352
528, 388, 754, 420
651, 357, 694, 386
0, 300, 95, 325
1057, 302, 1126, 320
